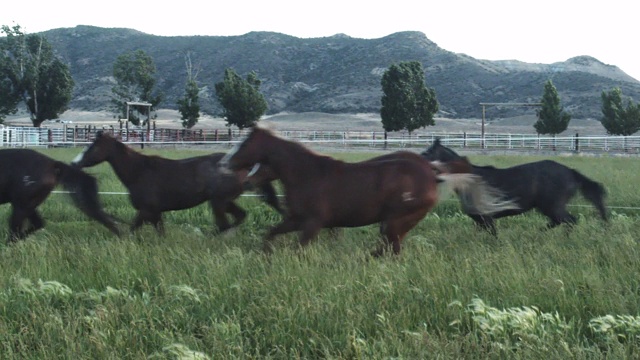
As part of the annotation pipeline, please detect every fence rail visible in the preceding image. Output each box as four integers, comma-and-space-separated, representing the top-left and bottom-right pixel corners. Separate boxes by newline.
2, 125, 640, 153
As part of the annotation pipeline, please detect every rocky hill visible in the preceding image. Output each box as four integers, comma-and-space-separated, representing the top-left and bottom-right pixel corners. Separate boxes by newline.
40, 26, 640, 120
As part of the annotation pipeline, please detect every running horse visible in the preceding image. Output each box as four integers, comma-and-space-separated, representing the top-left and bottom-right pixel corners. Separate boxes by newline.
0, 149, 120, 243
71, 131, 282, 235
421, 138, 608, 235
219, 127, 518, 256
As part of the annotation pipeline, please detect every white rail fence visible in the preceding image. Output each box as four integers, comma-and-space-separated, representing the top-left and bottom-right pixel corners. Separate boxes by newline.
2, 125, 640, 153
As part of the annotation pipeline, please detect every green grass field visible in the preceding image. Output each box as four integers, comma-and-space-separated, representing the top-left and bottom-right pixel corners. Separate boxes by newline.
1, 148, 639, 359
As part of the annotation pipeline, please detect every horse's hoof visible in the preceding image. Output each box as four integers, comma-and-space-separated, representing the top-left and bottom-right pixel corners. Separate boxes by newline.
370, 249, 384, 258
220, 228, 238, 239
262, 243, 274, 255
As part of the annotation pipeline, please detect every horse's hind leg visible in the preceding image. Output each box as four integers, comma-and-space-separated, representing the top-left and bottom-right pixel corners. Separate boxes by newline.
23, 210, 45, 238
7, 206, 44, 242
373, 212, 425, 257
373, 222, 407, 257
470, 214, 497, 236
151, 214, 165, 236
539, 203, 577, 229
7, 207, 28, 243
547, 212, 577, 229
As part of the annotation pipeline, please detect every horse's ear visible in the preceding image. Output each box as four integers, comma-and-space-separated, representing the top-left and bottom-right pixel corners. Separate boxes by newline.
96, 130, 104, 138
434, 137, 442, 145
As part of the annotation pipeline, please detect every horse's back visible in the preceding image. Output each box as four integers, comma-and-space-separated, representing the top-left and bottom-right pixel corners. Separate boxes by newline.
133, 152, 243, 211
304, 157, 437, 227
474, 159, 579, 213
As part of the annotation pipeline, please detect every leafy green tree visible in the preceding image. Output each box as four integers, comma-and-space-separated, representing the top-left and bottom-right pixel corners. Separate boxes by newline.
111, 50, 162, 125
0, 56, 20, 123
177, 53, 200, 129
533, 80, 571, 135
178, 80, 200, 129
601, 87, 640, 136
215, 68, 268, 129
380, 61, 438, 133
0, 24, 74, 127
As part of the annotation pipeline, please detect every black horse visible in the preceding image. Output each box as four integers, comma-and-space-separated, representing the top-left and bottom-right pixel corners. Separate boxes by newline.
0, 149, 121, 243
421, 138, 608, 235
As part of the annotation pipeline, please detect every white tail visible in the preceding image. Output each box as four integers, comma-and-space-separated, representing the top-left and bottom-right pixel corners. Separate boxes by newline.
436, 173, 519, 215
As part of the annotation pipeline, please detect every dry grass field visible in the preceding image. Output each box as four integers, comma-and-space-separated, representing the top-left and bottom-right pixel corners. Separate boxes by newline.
4, 109, 609, 136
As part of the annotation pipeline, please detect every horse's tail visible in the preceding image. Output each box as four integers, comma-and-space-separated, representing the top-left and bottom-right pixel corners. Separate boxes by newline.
572, 169, 608, 221
54, 161, 121, 236
436, 172, 519, 215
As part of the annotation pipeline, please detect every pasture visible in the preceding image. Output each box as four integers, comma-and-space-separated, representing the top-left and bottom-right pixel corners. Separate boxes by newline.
1, 147, 640, 359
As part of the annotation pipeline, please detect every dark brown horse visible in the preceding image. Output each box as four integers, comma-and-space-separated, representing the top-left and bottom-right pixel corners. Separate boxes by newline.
71, 131, 282, 235
422, 138, 608, 235
0, 149, 120, 243
219, 127, 517, 255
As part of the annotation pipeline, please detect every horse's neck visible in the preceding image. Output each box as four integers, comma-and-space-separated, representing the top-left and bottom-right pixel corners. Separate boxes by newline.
268, 138, 336, 185
108, 143, 145, 185
440, 149, 461, 162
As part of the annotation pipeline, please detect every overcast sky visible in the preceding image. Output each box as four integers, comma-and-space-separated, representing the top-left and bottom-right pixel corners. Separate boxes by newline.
2, 0, 638, 85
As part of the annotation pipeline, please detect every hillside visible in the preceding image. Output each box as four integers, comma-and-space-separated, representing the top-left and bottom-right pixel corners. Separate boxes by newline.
37, 26, 640, 120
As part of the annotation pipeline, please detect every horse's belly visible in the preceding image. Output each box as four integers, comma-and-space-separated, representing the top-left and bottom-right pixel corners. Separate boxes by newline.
130, 190, 209, 212
323, 202, 384, 227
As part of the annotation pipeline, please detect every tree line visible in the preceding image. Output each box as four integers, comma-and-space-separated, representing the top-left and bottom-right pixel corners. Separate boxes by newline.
1, 24, 639, 135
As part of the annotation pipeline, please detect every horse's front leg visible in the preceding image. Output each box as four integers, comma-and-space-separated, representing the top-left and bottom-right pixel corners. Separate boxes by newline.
259, 182, 285, 215
298, 218, 323, 247
225, 201, 247, 227
130, 209, 164, 236
264, 217, 300, 253
131, 214, 143, 233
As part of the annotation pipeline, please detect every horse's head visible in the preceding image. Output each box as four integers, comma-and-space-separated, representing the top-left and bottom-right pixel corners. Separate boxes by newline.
71, 130, 117, 168
219, 126, 272, 173
430, 157, 473, 175
421, 138, 462, 162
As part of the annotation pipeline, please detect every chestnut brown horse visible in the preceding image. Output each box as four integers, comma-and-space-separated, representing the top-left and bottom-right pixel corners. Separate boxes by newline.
71, 131, 282, 235
0, 149, 120, 243
219, 127, 517, 256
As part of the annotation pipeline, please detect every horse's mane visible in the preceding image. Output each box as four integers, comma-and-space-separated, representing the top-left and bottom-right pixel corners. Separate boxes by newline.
100, 132, 156, 163
254, 126, 335, 162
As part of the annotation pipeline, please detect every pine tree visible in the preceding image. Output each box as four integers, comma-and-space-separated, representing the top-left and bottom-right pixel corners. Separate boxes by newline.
533, 80, 571, 135
601, 87, 640, 136
177, 53, 200, 129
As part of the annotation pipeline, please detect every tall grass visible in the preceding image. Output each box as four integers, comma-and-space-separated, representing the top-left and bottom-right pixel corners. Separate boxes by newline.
0, 148, 639, 359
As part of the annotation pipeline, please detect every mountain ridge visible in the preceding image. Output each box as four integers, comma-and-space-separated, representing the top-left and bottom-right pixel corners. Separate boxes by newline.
39, 26, 640, 120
